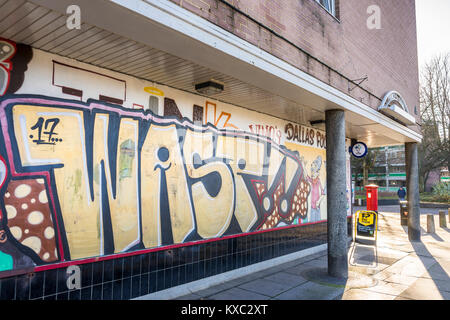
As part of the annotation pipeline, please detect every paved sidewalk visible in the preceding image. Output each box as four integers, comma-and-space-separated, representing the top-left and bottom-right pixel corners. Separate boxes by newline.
175, 208, 450, 300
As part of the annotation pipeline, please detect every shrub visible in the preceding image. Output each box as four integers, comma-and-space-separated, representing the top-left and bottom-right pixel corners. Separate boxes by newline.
431, 182, 450, 203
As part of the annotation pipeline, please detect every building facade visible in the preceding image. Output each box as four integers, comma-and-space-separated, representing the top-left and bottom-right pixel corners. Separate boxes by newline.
353, 145, 407, 192
0, 0, 421, 300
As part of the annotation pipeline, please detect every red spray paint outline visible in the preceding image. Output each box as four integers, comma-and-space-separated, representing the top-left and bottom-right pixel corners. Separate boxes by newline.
0, 38, 17, 96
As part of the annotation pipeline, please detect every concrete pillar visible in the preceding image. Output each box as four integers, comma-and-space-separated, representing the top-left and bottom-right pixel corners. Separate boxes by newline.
405, 142, 421, 242
426, 215, 435, 234
326, 110, 348, 278
439, 210, 447, 228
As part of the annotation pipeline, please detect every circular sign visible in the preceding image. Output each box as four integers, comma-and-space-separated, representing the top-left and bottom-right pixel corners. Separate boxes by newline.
351, 142, 368, 158
0, 155, 7, 190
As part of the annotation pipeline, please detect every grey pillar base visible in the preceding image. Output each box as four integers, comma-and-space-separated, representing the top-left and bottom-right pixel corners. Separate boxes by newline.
328, 255, 349, 279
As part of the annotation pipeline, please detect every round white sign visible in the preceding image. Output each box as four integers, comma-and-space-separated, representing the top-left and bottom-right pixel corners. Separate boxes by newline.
351, 142, 368, 158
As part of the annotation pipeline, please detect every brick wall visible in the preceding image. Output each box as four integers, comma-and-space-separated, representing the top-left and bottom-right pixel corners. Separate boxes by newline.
169, 0, 421, 128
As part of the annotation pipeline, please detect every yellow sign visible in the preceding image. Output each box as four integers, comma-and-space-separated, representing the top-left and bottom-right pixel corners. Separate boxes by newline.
358, 212, 375, 226
355, 210, 378, 241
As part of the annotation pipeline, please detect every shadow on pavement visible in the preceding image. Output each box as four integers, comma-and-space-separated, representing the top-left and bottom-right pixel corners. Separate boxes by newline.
419, 226, 445, 242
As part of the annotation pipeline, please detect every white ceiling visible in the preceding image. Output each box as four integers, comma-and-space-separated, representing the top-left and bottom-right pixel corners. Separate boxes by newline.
0, 0, 417, 147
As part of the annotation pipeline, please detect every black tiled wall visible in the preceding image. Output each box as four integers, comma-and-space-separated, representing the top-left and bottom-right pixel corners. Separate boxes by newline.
0, 221, 329, 300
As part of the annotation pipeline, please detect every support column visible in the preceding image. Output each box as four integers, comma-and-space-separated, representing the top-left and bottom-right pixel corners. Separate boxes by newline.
405, 142, 421, 242
326, 110, 348, 278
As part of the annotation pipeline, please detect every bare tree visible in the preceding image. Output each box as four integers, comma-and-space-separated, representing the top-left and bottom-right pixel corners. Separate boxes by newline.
419, 53, 450, 191
351, 148, 381, 188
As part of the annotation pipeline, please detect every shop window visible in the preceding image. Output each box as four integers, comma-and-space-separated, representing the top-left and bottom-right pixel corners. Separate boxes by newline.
390, 166, 406, 173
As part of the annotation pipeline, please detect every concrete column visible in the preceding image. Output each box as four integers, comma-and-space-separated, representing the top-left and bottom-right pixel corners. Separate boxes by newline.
405, 142, 421, 242
326, 110, 348, 278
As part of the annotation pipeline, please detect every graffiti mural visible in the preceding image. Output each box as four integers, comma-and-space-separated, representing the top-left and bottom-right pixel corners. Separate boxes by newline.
0, 94, 313, 270
0, 39, 352, 276
0, 38, 16, 96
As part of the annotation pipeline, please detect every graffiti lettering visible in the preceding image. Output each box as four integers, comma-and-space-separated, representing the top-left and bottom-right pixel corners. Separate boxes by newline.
29, 117, 62, 145
316, 131, 326, 148
0, 95, 313, 270
248, 124, 282, 145
285, 123, 324, 147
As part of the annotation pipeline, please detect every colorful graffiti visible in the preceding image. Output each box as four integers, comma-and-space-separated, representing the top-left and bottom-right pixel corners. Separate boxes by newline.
301, 155, 326, 222
0, 38, 16, 96
0, 39, 349, 278
0, 94, 312, 272
249, 124, 282, 145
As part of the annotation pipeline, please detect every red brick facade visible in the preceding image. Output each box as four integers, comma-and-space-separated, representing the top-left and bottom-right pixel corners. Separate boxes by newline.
169, 0, 420, 126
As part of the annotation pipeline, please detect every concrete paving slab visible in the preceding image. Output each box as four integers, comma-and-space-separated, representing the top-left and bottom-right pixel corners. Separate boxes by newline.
434, 256, 450, 265
262, 272, 308, 287
372, 270, 397, 281
380, 254, 436, 278
175, 293, 202, 300
394, 296, 414, 300
235, 268, 279, 281
383, 273, 423, 286
340, 288, 396, 300
349, 263, 390, 276
361, 280, 409, 296
300, 267, 379, 290
193, 284, 235, 298
421, 263, 450, 282
274, 281, 345, 300
237, 278, 290, 297
411, 243, 448, 258
283, 263, 323, 277
397, 278, 450, 300
376, 246, 410, 261
302, 258, 328, 268
418, 246, 450, 260
208, 287, 270, 300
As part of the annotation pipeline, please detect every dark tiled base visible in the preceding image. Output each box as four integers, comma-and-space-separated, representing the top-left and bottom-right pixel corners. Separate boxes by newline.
0, 221, 332, 300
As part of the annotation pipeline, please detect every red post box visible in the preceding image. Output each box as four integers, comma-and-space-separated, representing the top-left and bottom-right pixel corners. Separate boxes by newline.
365, 184, 379, 212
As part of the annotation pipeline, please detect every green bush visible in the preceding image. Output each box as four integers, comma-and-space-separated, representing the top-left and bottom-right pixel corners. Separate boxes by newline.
432, 182, 450, 196
424, 182, 450, 203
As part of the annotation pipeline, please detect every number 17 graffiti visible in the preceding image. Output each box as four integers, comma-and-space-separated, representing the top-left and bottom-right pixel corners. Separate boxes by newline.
29, 117, 63, 145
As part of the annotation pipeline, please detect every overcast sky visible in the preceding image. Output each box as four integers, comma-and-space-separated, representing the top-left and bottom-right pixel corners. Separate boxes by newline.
415, 0, 450, 69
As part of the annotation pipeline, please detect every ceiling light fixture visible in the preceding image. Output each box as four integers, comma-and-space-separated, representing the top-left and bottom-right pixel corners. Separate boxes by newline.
195, 80, 224, 95
310, 120, 326, 129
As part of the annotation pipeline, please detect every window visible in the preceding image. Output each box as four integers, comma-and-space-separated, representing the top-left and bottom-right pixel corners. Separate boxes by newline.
316, 0, 336, 16
390, 166, 406, 173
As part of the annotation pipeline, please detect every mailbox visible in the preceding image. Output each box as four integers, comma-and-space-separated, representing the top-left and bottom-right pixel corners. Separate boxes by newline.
365, 184, 379, 212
